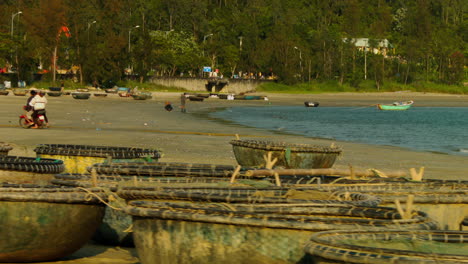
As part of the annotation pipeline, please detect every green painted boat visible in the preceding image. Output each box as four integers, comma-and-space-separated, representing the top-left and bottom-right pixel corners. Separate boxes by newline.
230, 139, 342, 169
123, 199, 437, 264
0, 184, 106, 262
305, 230, 468, 264
377, 100, 414, 110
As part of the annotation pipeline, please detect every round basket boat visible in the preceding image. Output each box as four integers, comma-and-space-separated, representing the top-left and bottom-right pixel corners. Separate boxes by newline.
0, 184, 106, 262
71, 92, 91, 99
323, 185, 468, 231
88, 162, 247, 177
48, 87, 62, 92
47, 91, 62, 97
0, 142, 13, 156
123, 199, 437, 264
229, 139, 342, 169
117, 185, 380, 207
93, 93, 108, 97
304, 230, 468, 264
51, 173, 270, 247
132, 92, 152, 100
34, 144, 161, 174
272, 175, 468, 231
13, 89, 28, 96
0, 156, 64, 184
188, 96, 204, 101
0, 90, 9, 96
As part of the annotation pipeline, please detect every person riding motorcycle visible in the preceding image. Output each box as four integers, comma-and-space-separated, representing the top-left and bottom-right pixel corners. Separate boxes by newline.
23, 89, 37, 124
29, 90, 48, 128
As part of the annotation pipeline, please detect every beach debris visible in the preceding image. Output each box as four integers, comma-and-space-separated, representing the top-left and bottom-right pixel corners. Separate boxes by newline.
409, 167, 425, 181
229, 165, 242, 184
263, 151, 278, 169
394, 195, 415, 220
369, 168, 388, 178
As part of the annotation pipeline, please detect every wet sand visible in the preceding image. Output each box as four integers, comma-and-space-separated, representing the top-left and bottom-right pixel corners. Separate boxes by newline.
1, 90, 467, 263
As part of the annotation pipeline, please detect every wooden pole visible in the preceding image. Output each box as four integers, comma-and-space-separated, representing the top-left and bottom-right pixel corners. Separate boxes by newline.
230, 165, 242, 184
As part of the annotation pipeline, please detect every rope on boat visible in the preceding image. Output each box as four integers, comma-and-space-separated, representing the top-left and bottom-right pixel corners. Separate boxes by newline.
77, 187, 123, 211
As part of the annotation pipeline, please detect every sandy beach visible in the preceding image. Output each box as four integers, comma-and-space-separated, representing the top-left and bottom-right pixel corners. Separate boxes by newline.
1, 90, 467, 263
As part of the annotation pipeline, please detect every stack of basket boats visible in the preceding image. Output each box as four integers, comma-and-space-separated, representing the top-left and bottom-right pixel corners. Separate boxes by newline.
0, 141, 467, 263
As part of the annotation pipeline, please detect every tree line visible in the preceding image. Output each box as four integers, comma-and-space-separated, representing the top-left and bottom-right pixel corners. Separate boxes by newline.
0, 0, 466, 88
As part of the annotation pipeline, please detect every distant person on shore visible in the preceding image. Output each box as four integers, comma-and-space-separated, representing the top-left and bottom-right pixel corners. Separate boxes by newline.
60, 81, 65, 92
180, 94, 186, 113
164, 101, 173, 111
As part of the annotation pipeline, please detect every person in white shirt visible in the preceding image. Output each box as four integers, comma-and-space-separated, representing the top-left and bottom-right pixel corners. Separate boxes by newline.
29, 91, 48, 128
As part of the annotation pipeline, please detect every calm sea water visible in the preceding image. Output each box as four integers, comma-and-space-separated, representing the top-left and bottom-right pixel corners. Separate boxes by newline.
211, 106, 468, 156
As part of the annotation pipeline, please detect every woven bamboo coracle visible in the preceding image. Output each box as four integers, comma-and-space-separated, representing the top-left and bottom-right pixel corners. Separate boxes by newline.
0, 184, 106, 262
117, 185, 382, 207
0, 156, 64, 173
0, 156, 65, 184
88, 162, 247, 177
124, 199, 438, 264
34, 144, 161, 159
229, 139, 342, 169
265, 175, 468, 231
34, 144, 161, 174
52, 173, 274, 191
304, 230, 468, 264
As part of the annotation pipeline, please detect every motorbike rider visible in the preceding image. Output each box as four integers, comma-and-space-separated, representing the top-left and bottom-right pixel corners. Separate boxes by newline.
29, 90, 48, 128
24, 89, 37, 123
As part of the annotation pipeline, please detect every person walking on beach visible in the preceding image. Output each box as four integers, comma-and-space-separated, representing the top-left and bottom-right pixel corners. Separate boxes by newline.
180, 93, 186, 113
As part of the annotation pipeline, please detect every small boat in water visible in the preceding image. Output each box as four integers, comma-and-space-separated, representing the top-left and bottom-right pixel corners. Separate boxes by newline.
377, 100, 414, 110
304, 101, 319, 107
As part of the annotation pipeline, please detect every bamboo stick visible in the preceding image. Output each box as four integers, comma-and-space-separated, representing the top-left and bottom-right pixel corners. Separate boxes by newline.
244, 168, 407, 178
91, 168, 98, 187
274, 172, 282, 187
230, 165, 242, 184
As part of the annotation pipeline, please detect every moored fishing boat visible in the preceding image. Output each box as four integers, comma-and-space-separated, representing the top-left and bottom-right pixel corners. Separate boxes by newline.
230, 139, 342, 169
0, 184, 107, 262
34, 144, 161, 173
121, 196, 437, 264
304, 230, 468, 264
377, 100, 414, 110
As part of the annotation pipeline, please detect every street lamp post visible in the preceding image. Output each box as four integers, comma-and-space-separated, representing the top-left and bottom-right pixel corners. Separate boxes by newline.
128, 25, 140, 53
202, 34, 213, 57
203, 33, 213, 42
87, 20, 96, 41
294, 46, 303, 78
11, 11, 22, 37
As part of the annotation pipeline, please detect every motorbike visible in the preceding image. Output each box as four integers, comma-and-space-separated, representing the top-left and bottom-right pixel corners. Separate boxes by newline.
19, 108, 47, 129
